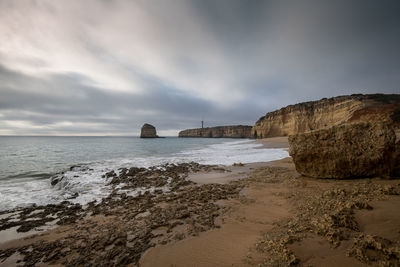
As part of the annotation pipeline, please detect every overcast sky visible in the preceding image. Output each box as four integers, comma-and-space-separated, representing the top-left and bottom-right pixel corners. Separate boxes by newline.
0, 0, 399, 136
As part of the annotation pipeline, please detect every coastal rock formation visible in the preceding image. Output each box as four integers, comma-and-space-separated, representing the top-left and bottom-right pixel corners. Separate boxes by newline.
252, 94, 400, 138
393, 131, 400, 177
140, 123, 159, 138
288, 122, 398, 179
179, 125, 252, 138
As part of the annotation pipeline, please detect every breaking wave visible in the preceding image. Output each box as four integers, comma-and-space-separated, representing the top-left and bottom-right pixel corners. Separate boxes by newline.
0, 139, 288, 211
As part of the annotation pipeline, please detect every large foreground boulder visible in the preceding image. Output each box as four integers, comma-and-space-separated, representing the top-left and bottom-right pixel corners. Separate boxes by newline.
289, 122, 397, 178
140, 123, 159, 138
393, 131, 400, 177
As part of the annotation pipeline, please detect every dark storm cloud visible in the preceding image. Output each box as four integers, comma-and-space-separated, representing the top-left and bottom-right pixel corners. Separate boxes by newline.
0, 0, 399, 135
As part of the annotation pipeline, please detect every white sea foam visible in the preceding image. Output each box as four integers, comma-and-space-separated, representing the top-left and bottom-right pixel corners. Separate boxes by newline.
0, 140, 288, 211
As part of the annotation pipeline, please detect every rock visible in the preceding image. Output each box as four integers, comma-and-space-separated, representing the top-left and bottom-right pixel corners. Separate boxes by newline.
140, 123, 159, 138
179, 125, 252, 138
252, 94, 400, 138
393, 131, 400, 177
50, 174, 64, 186
288, 122, 397, 178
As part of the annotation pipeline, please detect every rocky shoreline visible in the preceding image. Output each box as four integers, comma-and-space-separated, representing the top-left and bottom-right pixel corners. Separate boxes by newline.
1, 157, 400, 266
0, 162, 246, 266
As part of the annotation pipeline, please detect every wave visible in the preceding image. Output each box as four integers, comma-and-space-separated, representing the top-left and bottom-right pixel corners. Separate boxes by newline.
4, 172, 53, 181
0, 140, 288, 211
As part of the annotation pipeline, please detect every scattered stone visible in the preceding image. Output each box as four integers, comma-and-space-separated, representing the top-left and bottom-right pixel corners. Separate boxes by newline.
3, 161, 399, 266
247, 166, 400, 266
50, 175, 64, 186
347, 234, 400, 265
0, 162, 244, 266
0, 202, 84, 233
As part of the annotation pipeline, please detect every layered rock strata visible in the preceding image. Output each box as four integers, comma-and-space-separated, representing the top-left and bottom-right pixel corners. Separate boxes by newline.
288, 122, 398, 179
179, 125, 252, 138
252, 94, 400, 138
140, 123, 159, 138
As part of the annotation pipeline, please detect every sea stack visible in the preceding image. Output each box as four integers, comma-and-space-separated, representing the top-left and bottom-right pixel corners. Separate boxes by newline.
140, 123, 159, 138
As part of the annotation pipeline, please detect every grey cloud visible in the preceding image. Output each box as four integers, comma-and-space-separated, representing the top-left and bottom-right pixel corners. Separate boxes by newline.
0, 0, 399, 135
0, 64, 258, 135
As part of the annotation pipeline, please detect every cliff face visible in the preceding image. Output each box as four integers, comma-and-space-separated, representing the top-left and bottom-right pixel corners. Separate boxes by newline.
179, 125, 252, 138
252, 94, 400, 138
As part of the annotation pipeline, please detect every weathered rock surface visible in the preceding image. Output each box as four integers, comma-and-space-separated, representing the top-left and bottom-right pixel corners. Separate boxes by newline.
252, 94, 400, 138
179, 125, 252, 138
0, 162, 244, 266
289, 122, 398, 179
393, 131, 400, 177
140, 123, 159, 138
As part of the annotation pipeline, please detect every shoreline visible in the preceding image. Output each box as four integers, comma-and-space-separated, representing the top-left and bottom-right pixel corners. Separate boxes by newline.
0, 137, 287, 212
255, 136, 289, 149
1, 137, 399, 266
0, 162, 250, 266
140, 157, 400, 267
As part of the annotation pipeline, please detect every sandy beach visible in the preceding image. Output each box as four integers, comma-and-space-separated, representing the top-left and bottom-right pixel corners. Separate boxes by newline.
1, 137, 399, 266
1, 0, 399, 264
141, 156, 400, 267
255, 136, 290, 149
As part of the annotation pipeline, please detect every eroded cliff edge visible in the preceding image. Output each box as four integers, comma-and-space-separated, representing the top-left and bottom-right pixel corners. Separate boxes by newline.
252, 94, 400, 138
179, 125, 252, 138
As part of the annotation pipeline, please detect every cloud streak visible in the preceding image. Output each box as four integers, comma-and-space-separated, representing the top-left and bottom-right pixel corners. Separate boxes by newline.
0, 0, 399, 135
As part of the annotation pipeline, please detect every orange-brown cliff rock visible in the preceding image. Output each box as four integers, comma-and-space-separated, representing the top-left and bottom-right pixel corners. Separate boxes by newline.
179, 125, 252, 138
252, 94, 400, 138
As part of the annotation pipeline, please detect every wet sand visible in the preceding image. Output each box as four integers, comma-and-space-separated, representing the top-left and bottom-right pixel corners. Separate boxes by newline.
255, 136, 289, 149
141, 158, 400, 267
141, 160, 293, 267
1, 137, 400, 266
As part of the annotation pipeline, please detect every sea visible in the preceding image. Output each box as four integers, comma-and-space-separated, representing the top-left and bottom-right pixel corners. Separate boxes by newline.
0, 136, 288, 212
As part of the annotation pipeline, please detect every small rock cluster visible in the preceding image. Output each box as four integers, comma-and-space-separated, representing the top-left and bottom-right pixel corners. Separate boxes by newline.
0, 202, 84, 233
246, 166, 400, 266
0, 162, 244, 266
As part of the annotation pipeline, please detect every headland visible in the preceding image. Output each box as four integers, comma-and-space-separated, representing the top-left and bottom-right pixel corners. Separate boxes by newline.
1, 93, 399, 266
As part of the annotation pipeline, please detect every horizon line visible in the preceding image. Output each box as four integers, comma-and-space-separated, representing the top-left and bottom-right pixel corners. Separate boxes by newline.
0, 135, 179, 137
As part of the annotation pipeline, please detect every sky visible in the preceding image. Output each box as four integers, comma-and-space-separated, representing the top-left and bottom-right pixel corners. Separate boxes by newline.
0, 0, 399, 136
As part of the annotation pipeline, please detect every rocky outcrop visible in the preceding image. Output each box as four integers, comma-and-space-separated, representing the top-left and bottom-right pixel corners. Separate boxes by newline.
252, 94, 400, 138
179, 125, 252, 138
393, 130, 400, 177
140, 123, 159, 138
288, 122, 398, 179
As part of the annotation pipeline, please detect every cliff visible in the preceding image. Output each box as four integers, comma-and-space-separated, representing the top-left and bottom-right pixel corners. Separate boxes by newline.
179, 125, 252, 138
252, 94, 400, 138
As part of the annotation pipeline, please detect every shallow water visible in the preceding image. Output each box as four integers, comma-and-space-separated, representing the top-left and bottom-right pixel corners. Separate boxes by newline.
0, 136, 288, 211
